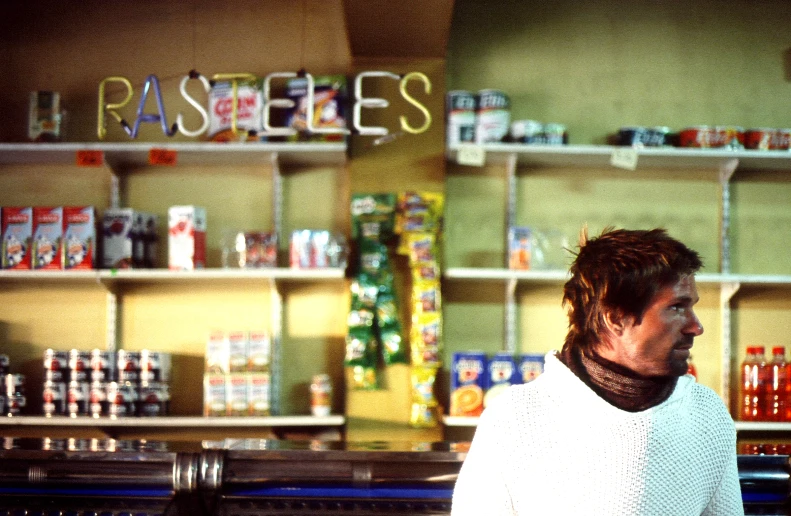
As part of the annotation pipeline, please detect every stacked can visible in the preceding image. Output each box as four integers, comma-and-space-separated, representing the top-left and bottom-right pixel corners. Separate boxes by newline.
0, 354, 8, 414
42, 348, 170, 418
4, 363, 25, 417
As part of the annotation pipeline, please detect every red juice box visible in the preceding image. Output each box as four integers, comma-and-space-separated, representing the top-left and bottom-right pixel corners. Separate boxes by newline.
248, 330, 271, 373
102, 208, 135, 269
63, 206, 96, 270
227, 331, 248, 373
226, 373, 248, 417
450, 351, 487, 417
168, 206, 206, 270
203, 373, 226, 417
2, 207, 33, 270
33, 206, 63, 270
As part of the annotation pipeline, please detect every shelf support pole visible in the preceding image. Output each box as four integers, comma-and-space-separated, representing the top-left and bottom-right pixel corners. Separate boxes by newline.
270, 277, 283, 415
272, 152, 283, 247
504, 153, 518, 354
719, 158, 738, 274
719, 281, 740, 410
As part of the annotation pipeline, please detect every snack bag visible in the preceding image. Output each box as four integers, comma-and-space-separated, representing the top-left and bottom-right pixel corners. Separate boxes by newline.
410, 365, 439, 428
286, 74, 348, 142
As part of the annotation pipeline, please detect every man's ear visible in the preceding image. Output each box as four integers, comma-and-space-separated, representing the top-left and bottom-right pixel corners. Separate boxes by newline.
603, 310, 625, 337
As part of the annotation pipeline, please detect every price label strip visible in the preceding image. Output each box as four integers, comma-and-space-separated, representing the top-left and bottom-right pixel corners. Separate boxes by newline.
148, 148, 178, 166
610, 147, 639, 171
75, 150, 105, 167
456, 144, 486, 167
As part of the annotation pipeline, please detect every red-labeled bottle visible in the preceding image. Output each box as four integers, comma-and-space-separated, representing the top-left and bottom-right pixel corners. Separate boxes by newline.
741, 346, 768, 421
765, 346, 787, 422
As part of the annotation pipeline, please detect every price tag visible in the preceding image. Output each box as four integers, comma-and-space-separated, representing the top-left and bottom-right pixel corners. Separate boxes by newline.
610, 147, 639, 170
456, 144, 486, 167
148, 148, 178, 166
75, 150, 104, 167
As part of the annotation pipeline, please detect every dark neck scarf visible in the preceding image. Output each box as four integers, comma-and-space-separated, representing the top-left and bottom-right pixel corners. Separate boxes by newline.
559, 345, 678, 412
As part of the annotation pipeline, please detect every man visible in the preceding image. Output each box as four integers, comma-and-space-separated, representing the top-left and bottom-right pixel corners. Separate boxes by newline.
451, 228, 743, 515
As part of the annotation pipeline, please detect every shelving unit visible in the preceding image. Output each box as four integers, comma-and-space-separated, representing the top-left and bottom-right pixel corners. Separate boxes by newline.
0, 141, 349, 426
444, 143, 791, 434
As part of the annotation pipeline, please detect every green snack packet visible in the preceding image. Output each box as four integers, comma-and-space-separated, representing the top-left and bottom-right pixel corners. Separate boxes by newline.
380, 323, 407, 365
351, 193, 397, 242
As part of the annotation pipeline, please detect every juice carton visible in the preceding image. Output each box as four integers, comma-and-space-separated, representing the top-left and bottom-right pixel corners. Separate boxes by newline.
205, 330, 229, 374
102, 208, 136, 269
450, 351, 487, 417
518, 353, 545, 384
248, 330, 271, 372
203, 373, 226, 417
248, 372, 271, 416
226, 373, 248, 416
63, 206, 96, 270
32, 206, 63, 270
1, 207, 33, 269
227, 331, 248, 373
168, 206, 206, 270
485, 352, 518, 408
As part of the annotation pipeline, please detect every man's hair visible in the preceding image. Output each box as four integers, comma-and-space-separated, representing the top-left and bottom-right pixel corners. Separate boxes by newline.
561, 227, 703, 353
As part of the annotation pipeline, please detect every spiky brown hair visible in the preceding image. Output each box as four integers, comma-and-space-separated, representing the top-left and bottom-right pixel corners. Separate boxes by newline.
561, 227, 702, 353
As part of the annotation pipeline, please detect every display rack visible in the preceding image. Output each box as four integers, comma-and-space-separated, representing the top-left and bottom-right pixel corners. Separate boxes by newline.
0, 141, 349, 421
445, 143, 791, 433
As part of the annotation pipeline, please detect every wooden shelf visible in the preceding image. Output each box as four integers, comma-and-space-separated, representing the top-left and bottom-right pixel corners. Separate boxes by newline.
447, 143, 791, 171
0, 142, 347, 168
0, 415, 345, 428
0, 267, 346, 283
444, 268, 791, 287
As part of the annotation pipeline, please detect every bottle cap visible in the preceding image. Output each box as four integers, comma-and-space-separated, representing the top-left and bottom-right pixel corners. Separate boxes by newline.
772, 346, 785, 355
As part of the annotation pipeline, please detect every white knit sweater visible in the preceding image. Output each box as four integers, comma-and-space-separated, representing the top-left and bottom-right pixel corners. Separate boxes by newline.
451, 352, 743, 515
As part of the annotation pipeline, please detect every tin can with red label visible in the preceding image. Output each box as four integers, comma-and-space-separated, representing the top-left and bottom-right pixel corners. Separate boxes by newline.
107, 381, 137, 418
67, 380, 89, 417
89, 381, 108, 418
90, 349, 114, 382
43, 349, 68, 382
43, 380, 66, 417
68, 350, 90, 383
117, 350, 141, 383
5, 374, 25, 416
138, 381, 170, 417
475, 89, 511, 144
140, 350, 171, 383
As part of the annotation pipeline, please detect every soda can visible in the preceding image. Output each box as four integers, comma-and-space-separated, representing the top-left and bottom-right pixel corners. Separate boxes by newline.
42, 380, 66, 417
67, 380, 89, 417
446, 90, 476, 146
140, 350, 171, 383
475, 89, 510, 144
90, 349, 115, 383
5, 374, 26, 416
43, 349, 68, 382
0, 354, 8, 375
68, 349, 90, 383
138, 381, 170, 417
107, 381, 137, 418
89, 381, 108, 418
116, 350, 141, 383
67, 438, 89, 451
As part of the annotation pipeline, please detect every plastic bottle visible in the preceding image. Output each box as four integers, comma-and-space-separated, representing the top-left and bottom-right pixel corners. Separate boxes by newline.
740, 347, 757, 421
752, 346, 769, 421
765, 346, 787, 422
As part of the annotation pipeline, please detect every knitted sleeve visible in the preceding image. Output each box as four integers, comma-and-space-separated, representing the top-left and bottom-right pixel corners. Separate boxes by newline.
451, 393, 517, 516
702, 422, 744, 516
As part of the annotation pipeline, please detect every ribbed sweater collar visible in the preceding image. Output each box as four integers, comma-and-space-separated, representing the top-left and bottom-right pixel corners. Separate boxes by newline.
559, 346, 678, 412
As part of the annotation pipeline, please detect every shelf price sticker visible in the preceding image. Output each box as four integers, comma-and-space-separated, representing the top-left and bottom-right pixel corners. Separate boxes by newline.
76, 150, 105, 167
610, 147, 639, 171
456, 144, 486, 167
148, 148, 178, 166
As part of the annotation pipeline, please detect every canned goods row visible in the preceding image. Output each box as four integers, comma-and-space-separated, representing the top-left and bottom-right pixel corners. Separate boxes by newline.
0, 436, 168, 452
43, 380, 170, 418
447, 89, 511, 146
44, 348, 171, 383
1, 373, 26, 416
615, 125, 791, 150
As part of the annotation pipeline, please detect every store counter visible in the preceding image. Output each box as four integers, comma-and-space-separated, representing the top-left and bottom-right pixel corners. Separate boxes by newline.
0, 438, 786, 515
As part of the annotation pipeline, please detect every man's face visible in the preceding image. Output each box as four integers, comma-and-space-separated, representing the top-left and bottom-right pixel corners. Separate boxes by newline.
612, 274, 703, 377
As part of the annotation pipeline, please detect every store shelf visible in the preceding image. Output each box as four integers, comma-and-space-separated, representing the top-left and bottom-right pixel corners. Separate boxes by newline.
444, 268, 791, 287
0, 142, 348, 168
0, 267, 346, 283
735, 422, 791, 433
0, 415, 345, 428
447, 143, 791, 171
442, 416, 480, 427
